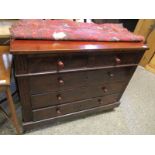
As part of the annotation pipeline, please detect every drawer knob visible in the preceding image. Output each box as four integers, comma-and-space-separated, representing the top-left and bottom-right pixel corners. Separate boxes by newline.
102, 87, 108, 93
58, 60, 64, 69
57, 94, 62, 101
58, 78, 64, 85
115, 57, 121, 64
98, 99, 103, 104
56, 107, 61, 114
108, 72, 114, 77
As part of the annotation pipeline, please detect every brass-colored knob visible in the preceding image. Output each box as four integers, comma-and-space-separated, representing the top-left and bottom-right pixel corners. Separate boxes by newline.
115, 57, 121, 64
58, 60, 64, 69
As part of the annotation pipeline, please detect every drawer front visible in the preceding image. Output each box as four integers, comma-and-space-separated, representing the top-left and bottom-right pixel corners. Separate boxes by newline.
87, 81, 127, 97
33, 93, 120, 121
31, 87, 87, 109
87, 66, 136, 84
25, 51, 141, 74
30, 71, 87, 94
28, 53, 87, 73
88, 52, 142, 67
31, 81, 126, 109
30, 66, 134, 95
28, 54, 58, 73
57, 54, 87, 71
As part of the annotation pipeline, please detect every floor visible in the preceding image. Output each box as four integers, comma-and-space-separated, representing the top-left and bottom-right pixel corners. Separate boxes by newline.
0, 66, 155, 135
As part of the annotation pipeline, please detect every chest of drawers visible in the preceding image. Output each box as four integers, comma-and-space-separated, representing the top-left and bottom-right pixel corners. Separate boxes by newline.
10, 40, 147, 132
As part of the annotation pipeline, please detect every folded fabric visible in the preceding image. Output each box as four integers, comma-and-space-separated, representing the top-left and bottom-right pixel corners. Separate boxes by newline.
10, 19, 144, 42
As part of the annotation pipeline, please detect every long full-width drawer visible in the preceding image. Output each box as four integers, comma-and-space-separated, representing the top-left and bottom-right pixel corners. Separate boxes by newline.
31, 81, 127, 109
29, 66, 135, 95
32, 93, 120, 121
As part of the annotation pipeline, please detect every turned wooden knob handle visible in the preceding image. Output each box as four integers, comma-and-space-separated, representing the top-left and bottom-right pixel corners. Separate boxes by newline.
115, 57, 121, 64
57, 94, 62, 101
58, 60, 64, 69
102, 87, 108, 93
109, 72, 114, 77
58, 78, 64, 84
98, 99, 103, 104
56, 108, 61, 114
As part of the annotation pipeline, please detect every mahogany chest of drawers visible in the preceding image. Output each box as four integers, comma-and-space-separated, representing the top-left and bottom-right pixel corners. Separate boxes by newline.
10, 40, 147, 132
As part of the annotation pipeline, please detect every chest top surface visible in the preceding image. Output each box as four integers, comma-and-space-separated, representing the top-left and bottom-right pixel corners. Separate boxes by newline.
10, 40, 148, 55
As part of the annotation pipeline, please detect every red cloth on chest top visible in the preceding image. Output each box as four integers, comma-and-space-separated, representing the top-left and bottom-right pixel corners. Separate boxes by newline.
10, 19, 144, 42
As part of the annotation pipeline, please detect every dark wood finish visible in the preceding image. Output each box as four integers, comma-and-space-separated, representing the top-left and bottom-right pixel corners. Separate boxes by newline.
14, 51, 142, 75
87, 66, 136, 84
27, 53, 87, 73
87, 52, 142, 67
29, 66, 135, 95
14, 55, 28, 75
29, 71, 87, 94
30, 81, 127, 109
33, 93, 120, 121
17, 77, 33, 122
10, 40, 147, 132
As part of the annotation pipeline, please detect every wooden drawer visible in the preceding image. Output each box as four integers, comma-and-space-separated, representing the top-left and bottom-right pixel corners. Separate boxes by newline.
87, 81, 127, 97
88, 52, 142, 67
31, 81, 126, 109
25, 51, 141, 74
29, 66, 135, 95
28, 53, 87, 73
87, 66, 136, 84
30, 71, 87, 94
32, 93, 120, 121
31, 87, 87, 109
57, 53, 87, 71
28, 54, 58, 73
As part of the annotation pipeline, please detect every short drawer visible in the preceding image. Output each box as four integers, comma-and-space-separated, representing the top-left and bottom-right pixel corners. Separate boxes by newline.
32, 93, 120, 121
31, 81, 126, 109
28, 54, 58, 73
88, 52, 142, 67
57, 53, 87, 71
30, 71, 87, 94
87, 66, 136, 84
27, 53, 87, 73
